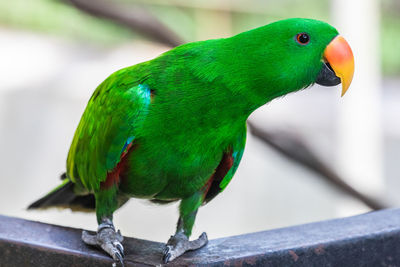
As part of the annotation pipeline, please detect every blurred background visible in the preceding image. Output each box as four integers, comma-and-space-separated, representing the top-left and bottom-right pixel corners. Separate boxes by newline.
0, 0, 399, 242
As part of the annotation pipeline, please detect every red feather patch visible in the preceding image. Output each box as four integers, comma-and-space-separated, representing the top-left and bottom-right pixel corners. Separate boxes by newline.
100, 143, 134, 189
203, 148, 234, 202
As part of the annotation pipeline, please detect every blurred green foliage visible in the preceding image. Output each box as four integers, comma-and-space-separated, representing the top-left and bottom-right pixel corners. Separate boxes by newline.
381, 0, 400, 76
0, 0, 134, 44
0, 0, 399, 76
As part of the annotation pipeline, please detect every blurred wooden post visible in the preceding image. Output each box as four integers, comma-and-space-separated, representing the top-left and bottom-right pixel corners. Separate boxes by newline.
331, 0, 383, 198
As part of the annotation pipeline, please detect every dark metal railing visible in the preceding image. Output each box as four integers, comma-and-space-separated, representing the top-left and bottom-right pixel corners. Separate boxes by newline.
1, 209, 400, 266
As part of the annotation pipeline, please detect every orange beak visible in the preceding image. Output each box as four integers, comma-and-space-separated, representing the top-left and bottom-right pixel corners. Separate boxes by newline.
323, 36, 355, 96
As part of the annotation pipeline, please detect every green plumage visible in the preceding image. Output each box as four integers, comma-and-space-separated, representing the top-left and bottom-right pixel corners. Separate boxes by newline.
31, 18, 339, 239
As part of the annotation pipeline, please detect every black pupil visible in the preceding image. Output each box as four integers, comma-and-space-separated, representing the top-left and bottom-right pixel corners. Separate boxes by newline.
298, 33, 309, 44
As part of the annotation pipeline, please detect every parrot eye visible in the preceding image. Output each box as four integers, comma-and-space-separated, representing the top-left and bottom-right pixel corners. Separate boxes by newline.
296, 33, 310, 45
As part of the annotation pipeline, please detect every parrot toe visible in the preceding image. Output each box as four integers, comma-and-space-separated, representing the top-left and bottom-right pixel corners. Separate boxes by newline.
82, 226, 125, 267
162, 231, 208, 263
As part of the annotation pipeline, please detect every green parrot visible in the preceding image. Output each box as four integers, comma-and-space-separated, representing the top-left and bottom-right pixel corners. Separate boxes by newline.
29, 18, 354, 264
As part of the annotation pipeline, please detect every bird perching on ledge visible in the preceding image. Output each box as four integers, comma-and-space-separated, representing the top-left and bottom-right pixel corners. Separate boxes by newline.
29, 18, 354, 265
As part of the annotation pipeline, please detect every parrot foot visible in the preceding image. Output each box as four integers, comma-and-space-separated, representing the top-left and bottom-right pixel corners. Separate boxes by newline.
162, 231, 208, 263
82, 220, 125, 267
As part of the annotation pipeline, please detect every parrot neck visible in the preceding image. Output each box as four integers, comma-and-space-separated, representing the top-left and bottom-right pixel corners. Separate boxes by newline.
151, 32, 307, 125
205, 31, 305, 116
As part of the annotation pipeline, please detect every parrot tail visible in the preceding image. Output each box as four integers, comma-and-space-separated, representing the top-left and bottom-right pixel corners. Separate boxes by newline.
28, 175, 95, 212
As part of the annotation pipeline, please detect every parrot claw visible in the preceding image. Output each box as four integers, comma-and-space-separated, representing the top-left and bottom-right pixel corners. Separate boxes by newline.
82, 225, 125, 267
115, 241, 125, 258
162, 231, 208, 263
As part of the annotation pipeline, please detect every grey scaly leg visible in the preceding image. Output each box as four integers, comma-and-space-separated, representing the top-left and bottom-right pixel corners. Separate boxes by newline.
163, 228, 208, 263
162, 192, 209, 263
82, 217, 125, 266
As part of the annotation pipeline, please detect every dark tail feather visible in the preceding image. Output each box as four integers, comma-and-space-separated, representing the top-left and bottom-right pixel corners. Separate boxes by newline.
28, 177, 95, 212
60, 172, 67, 180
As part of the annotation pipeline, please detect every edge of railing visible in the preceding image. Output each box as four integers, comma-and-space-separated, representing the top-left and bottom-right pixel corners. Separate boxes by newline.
1, 209, 400, 266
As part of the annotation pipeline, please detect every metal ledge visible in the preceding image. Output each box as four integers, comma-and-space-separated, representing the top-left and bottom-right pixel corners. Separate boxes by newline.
1, 209, 400, 266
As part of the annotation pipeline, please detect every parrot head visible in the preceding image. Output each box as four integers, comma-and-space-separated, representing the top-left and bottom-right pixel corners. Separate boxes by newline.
230, 18, 354, 100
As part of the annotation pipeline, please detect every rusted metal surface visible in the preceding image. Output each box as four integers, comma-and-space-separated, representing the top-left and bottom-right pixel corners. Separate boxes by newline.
1, 209, 400, 266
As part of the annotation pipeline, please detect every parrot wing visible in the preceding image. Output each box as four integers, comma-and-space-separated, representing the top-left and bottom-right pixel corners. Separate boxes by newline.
67, 69, 152, 191
203, 125, 247, 203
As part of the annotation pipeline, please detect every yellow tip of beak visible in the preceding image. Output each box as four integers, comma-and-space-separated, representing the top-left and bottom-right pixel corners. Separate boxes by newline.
323, 36, 354, 97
